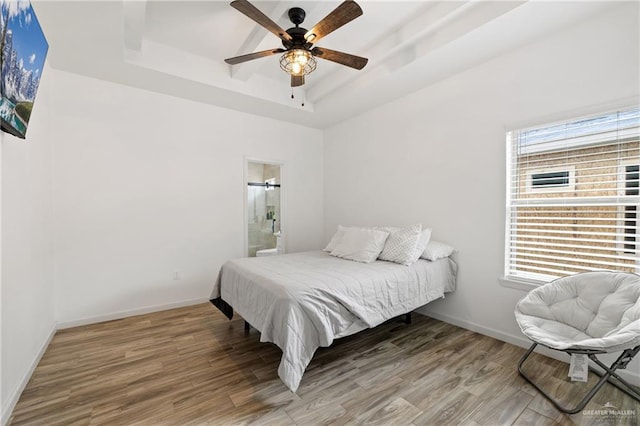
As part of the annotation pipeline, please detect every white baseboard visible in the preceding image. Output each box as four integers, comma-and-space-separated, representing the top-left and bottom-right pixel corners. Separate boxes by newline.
1, 324, 56, 426
56, 297, 208, 329
417, 308, 640, 387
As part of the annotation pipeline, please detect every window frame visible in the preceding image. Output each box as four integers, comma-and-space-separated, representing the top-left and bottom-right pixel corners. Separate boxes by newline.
504, 107, 640, 284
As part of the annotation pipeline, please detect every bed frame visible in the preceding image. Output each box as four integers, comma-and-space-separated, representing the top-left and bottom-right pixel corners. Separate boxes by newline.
210, 297, 413, 336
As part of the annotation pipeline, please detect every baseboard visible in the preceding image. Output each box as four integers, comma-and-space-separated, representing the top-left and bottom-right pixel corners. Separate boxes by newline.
56, 297, 208, 329
417, 308, 640, 387
1, 323, 56, 426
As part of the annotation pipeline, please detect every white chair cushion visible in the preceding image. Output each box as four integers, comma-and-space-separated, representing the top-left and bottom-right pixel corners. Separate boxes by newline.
515, 271, 640, 352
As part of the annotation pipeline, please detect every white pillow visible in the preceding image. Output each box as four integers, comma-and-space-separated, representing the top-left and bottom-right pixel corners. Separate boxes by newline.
323, 225, 347, 252
378, 224, 422, 266
410, 228, 432, 263
421, 240, 455, 261
330, 227, 390, 263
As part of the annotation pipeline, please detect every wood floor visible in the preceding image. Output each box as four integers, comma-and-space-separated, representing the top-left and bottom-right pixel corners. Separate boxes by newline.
9, 303, 639, 425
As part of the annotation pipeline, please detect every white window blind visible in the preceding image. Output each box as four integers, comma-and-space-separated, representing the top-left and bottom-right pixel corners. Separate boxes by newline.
505, 107, 640, 282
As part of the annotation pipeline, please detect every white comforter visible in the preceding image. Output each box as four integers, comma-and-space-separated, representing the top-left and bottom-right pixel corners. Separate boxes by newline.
210, 250, 457, 392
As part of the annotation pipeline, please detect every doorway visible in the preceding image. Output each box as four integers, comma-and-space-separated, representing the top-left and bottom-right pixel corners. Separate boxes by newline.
246, 161, 282, 257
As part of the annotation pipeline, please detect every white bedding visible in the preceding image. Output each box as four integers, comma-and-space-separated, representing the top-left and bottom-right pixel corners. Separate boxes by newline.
210, 250, 457, 392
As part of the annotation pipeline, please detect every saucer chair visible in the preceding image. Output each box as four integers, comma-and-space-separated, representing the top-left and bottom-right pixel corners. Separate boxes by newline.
514, 271, 640, 414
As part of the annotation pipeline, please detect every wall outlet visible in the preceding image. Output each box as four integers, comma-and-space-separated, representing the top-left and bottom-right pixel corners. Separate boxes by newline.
173, 271, 180, 280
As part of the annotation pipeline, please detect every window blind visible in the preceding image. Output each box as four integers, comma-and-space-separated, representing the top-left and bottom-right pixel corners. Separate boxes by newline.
505, 107, 640, 282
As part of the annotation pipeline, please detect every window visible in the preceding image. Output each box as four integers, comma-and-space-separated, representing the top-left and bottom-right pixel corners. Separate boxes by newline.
505, 107, 640, 282
526, 166, 575, 193
531, 171, 570, 188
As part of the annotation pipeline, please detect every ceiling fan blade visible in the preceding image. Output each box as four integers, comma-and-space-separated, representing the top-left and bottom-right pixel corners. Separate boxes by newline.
291, 75, 305, 87
304, 0, 363, 44
231, 0, 292, 43
225, 48, 285, 65
311, 47, 368, 70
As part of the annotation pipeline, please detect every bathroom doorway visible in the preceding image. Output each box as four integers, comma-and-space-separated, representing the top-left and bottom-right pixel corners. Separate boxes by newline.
246, 160, 283, 257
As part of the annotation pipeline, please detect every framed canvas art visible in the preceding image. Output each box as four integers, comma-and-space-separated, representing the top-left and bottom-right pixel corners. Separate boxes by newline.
0, 0, 48, 139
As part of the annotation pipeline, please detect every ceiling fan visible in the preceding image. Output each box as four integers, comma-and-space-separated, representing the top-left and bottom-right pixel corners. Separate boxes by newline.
225, 0, 368, 88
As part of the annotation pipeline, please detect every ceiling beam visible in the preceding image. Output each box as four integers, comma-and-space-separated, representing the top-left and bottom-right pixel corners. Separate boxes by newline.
229, 1, 288, 82
123, 0, 147, 53
308, 1, 470, 103
308, 1, 527, 104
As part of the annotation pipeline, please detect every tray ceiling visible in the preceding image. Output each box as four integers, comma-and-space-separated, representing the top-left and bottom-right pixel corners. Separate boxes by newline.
33, 1, 620, 128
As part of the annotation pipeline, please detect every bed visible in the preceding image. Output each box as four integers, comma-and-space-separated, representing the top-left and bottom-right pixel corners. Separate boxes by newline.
209, 250, 457, 392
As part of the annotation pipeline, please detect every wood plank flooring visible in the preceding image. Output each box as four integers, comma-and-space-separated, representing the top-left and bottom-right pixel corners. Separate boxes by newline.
8, 303, 640, 425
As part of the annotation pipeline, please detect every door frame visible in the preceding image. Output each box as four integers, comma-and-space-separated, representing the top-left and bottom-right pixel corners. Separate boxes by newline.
243, 157, 286, 257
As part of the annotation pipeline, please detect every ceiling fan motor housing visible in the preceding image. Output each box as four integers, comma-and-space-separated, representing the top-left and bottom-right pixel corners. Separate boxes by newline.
284, 8, 312, 50
283, 26, 312, 50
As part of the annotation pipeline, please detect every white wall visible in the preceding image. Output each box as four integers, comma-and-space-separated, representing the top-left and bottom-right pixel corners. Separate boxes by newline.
51, 71, 324, 325
324, 4, 639, 379
1, 65, 56, 423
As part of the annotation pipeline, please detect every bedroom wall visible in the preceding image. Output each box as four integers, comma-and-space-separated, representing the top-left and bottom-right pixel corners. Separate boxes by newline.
50, 71, 324, 325
323, 3, 639, 381
1, 65, 56, 423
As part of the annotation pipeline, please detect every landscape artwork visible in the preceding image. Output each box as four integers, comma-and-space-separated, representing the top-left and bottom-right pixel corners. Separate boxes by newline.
0, 0, 48, 139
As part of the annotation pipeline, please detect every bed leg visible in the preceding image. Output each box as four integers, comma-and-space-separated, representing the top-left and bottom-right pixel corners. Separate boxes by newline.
405, 312, 412, 324
244, 320, 250, 335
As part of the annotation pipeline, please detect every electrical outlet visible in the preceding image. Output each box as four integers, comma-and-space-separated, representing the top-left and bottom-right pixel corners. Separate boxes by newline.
173, 271, 180, 280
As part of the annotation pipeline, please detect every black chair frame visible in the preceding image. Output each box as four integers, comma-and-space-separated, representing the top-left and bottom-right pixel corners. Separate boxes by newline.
518, 342, 640, 414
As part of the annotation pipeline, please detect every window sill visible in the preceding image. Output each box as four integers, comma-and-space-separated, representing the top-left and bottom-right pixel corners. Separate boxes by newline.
499, 275, 543, 291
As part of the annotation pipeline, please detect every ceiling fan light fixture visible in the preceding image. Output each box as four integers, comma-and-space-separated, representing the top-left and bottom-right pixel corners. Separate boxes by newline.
226, 0, 367, 88
279, 49, 317, 76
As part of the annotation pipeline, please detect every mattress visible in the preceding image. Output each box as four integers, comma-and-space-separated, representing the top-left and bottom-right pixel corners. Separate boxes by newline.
210, 250, 457, 392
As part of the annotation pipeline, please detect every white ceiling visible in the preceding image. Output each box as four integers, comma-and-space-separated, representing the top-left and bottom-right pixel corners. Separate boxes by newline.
33, 0, 620, 129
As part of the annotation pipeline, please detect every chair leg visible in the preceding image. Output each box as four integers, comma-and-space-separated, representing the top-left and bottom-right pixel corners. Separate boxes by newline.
517, 343, 640, 414
588, 346, 640, 402
244, 320, 250, 335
